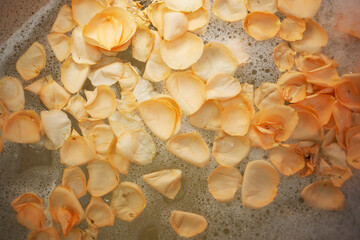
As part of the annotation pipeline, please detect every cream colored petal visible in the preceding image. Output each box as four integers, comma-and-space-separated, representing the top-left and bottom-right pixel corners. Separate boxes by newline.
3, 110, 43, 144
166, 72, 206, 115
242, 160, 279, 209
119, 63, 139, 90
221, 103, 251, 136
189, 100, 222, 131
290, 19, 328, 54
163, 11, 189, 41
28, 228, 60, 240
277, 0, 322, 19
185, 8, 209, 32
206, 73, 241, 100
153, 95, 182, 136
273, 42, 296, 72
47, 33, 71, 62
279, 16, 306, 41
301, 180, 345, 211
62, 167, 87, 198
270, 144, 305, 176
208, 166, 242, 202
133, 78, 157, 102
143, 49, 172, 83
0, 76, 25, 111
245, 0, 277, 13
111, 182, 146, 222
60, 135, 97, 166
117, 90, 138, 112
83, 7, 136, 50
88, 57, 124, 86
116, 129, 156, 165
78, 118, 105, 137
71, 27, 102, 65
109, 138, 130, 175
164, 0, 203, 12
72, 0, 105, 26
86, 197, 115, 227
219, 89, 255, 117
138, 98, 177, 140
108, 110, 144, 137
143, 169, 182, 199
63, 94, 89, 120
88, 124, 115, 157
132, 23, 155, 62
144, 2, 165, 36
24, 75, 52, 95
166, 132, 210, 168
16, 42, 46, 81
51, 5, 76, 33
16, 203, 45, 231
85, 85, 117, 119
61, 57, 90, 94
160, 32, 204, 70
193, 42, 239, 81
224, 38, 250, 66
212, 132, 250, 167
212, 0, 247, 22
87, 160, 119, 197
11, 193, 43, 212
170, 211, 207, 238
39, 80, 70, 110
40, 110, 71, 150
254, 82, 284, 110
49, 186, 85, 236
244, 12, 281, 41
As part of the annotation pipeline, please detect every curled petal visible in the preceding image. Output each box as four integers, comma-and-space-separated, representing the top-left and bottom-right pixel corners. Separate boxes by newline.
108, 110, 144, 138
87, 160, 119, 197
27, 228, 60, 240
212, 0, 247, 22
51, 5, 76, 33
88, 124, 115, 158
192, 42, 239, 81
16, 42, 46, 81
16, 203, 45, 231
39, 80, 70, 110
24, 75, 52, 95
132, 23, 155, 62
244, 12, 281, 41
301, 180, 345, 211
88, 57, 124, 86
166, 72, 206, 115
11, 193, 43, 212
254, 82, 284, 110
109, 139, 130, 175
295, 53, 336, 72
270, 144, 305, 176
279, 16, 306, 41
297, 141, 320, 177
335, 73, 360, 112
273, 42, 296, 72
206, 73, 241, 101
166, 132, 210, 168
221, 104, 251, 136
72, 0, 105, 26
60, 135, 97, 166
163, 11, 189, 41
0, 101, 6, 129
298, 94, 335, 125
0, 76, 25, 111
133, 78, 157, 103
111, 182, 146, 222
213, 132, 251, 167
86, 197, 115, 227
61, 57, 90, 93
160, 32, 204, 70
170, 211, 207, 238
242, 160, 279, 209
63, 94, 89, 120
305, 63, 340, 87
321, 166, 353, 188
346, 125, 360, 169
290, 19, 328, 54
277, 71, 308, 103
78, 118, 105, 137
143, 169, 182, 200
333, 101, 352, 148
164, 0, 203, 12
117, 91, 138, 112
189, 100, 222, 131
277, 0, 321, 18
208, 166, 242, 202
185, 8, 209, 32
62, 167, 87, 198
85, 85, 117, 119
71, 27, 102, 65
47, 33, 71, 62
245, 0, 277, 13
143, 49, 172, 83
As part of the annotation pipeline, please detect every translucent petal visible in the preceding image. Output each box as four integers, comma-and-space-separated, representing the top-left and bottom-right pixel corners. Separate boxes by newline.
170, 211, 207, 238
335, 73, 360, 112
277, 71, 307, 103
132, 23, 155, 62
60, 135, 97, 166
242, 160, 279, 209
16, 203, 45, 231
132, 78, 157, 103
108, 110, 144, 138
208, 166, 242, 202
86, 197, 115, 227
62, 167, 87, 198
87, 160, 119, 197
143, 49, 172, 83
24, 75, 52, 95
63, 94, 89, 120
47, 33, 71, 62
305, 63, 340, 87
212, 132, 250, 167
277, 0, 322, 18
39, 80, 70, 110
143, 169, 182, 200
212, 0, 247, 22
254, 82, 284, 110
166, 132, 210, 168
0, 76, 25, 111
72, 0, 105, 26
27, 228, 60, 240
51, 5, 76, 33
245, 0, 277, 13
71, 27, 102, 65
16, 42, 46, 81
88, 124, 115, 158
298, 94, 335, 125
78, 118, 105, 137
244, 12, 281, 41
88, 57, 124, 86
279, 16, 306, 41
273, 42, 296, 72
185, 8, 209, 32
85, 85, 117, 119
270, 144, 305, 176
11, 193, 43, 212
221, 103, 251, 136
321, 166, 353, 188
61, 57, 90, 94
109, 139, 130, 175
189, 100, 222, 131
164, 0, 203, 12
111, 182, 146, 222
40, 110, 71, 150
346, 125, 360, 169
163, 11, 189, 41
118, 62, 139, 90
333, 101, 352, 148
117, 91, 138, 112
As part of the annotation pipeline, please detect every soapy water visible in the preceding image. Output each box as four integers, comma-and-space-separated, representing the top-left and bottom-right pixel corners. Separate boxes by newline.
0, 0, 360, 239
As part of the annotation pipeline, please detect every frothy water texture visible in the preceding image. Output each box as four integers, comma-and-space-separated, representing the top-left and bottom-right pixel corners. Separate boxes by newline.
0, 0, 360, 239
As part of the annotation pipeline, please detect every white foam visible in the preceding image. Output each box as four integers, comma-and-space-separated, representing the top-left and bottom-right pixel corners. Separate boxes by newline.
1, 0, 360, 239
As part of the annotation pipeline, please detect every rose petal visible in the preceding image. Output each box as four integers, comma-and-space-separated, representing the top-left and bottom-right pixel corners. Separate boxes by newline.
212, 0, 247, 22
254, 82, 284, 109
62, 167, 87, 199
86, 197, 115, 227
270, 144, 305, 176
47, 33, 71, 62
16, 42, 46, 81
170, 211, 207, 238
87, 160, 119, 197
221, 103, 251, 136
277, 0, 322, 18
71, 27, 102, 65
0, 76, 25, 111
273, 42, 296, 72
60, 135, 97, 166
132, 23, 155, 62
61, 57, 90, 93
164, 0, 203, 12
244, 12, 281, 41
245, 0, 277, 13
189, 100, 222, 131
72, 0, 105, 26
51, 5, 76, 33
143, 169, 182, 199
85, 85, 117, 119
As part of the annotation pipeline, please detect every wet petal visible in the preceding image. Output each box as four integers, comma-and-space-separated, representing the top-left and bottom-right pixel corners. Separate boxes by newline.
71, 27, 102, 65
47, 33, 71, 62
273, 42, 296, 72
164, 0, 203, 12
163, 11, 189, 41
63, 94, 89, 120
279, 16, 306, 41
108, 110, 144, 137
24, 75, 52, 95
62, 167, 87, 198
244, 12, 281, 41
295, 53, 335, 72
85, 85, 117, 119
86, 197, 115, 227
277, 0, 322, 18
270, 144, 305, 176
132, 23, 155, 62
170, 211, 207, 238
322, 166, 353, 188
254, 82, 284, 110
346, 125, 360, 169
185, 8, 209, 32
133, 78, 157, 102
72, 0, 105, 26
16, 203, 45, 231
16, 42, 46, 81
88, 57, 124, 86
208, 166, 242, 202
51, 5, 76, 33
242, 160, 279, 209
117, 90, 138, 112
61, 57, 90, 94
11, 193, 43, 212
333, 101, 352, 148
27, 228, 60, 240
88, 124, 115, 158
87, 160, 119, 197
189, 100, 222, 131
221, 103, 251, 136
212, 0, 247, 22
277, 71, 308, 103
109, 138, 130, 175
60, 135, 97, 166
335, 73, 360, 112
143, 49, 172, 83
0, 76, 25, 111
78, 118, 105, 137
39, 80, 70, 110
245, 0, 277, 13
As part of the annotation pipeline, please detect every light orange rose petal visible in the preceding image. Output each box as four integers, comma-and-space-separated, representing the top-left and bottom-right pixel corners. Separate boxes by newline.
51, 5, 76, 33
277, 0, 322, 18
16, 42, 46, 81
62, 167, 87, 198
87, 160, 119, 197
335, 73, 360, 112
273, 42, 296, 72
298, 94, 335, 125
11, 193, 43, 212
254, 82, 284, 110
60, 135, 97, 166
277, 71, 308, 103
189, 100, 223, 131
85, 85, 117, 119
86, 197, 115, 227
47, 33, 71, 62
0, 76, 25, 111
270, 144, 305, 176
212, 0, 247, 22
72, 0, 105, 26
279, 16, 306, 41
39, 80, 70, 110
221, 103, 251, 136
244, 12, 281, 41
170, 211, 208, 238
